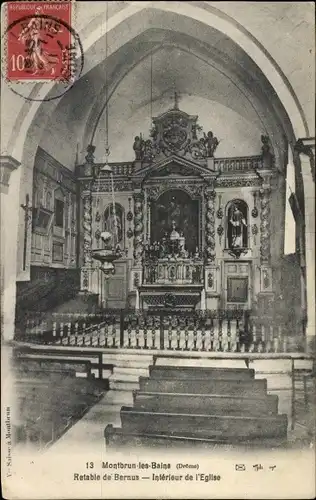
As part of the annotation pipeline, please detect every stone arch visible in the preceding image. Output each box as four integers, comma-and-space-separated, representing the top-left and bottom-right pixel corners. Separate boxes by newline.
2, 2, 313, 342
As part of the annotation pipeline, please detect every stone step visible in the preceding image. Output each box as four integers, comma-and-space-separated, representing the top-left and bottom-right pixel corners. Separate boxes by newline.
113, 367, 149, 377
149, 365, 254, 380
139, 376, 267, 397
109, 380, 140, 391
110, 372, 140, 383
104, 358, 153, 369
16, 352, 99, 364
102, 390, 134, 406
133, 391, 278, 416
120, 406, 288, 440
102, 353, 153, 364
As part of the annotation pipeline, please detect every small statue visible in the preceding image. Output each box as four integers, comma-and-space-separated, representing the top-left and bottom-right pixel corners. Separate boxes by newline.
261, 135, 271, 156
194, 247, 200, 259
133, 135, 143, 160
204, 131, 219, 157
143, 139, 154, 161
85, 144, 96, 164
261, 135, 273, 168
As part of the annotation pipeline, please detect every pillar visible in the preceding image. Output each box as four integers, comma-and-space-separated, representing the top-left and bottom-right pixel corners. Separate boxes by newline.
0, 156, 20, 342
295, 138, 315, 352
259, 182, 271, 264
204, 187, 216, 264
133, 190, 144, 267
80, 185, 93, 291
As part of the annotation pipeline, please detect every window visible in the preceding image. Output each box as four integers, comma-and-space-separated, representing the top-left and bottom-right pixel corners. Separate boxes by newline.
54, 198, 64, 228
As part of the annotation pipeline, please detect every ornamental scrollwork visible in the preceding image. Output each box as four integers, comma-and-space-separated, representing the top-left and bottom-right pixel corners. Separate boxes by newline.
146, 181, 203, 201
217, 177, 261, 188
259, 187, 271, 262
133, 192, 144, 265
205, 189, 216, 263
82, 193, 92, 265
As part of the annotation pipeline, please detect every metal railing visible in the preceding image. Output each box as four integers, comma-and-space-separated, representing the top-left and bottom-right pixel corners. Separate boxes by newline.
15, 309, 305, 354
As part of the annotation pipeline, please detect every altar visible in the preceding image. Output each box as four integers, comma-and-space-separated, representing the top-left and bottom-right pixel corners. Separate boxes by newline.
76, 99, 277, 315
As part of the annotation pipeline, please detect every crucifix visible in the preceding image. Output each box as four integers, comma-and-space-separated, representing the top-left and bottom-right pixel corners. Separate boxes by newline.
173, 90, 180, 110
21, 194, 32, 271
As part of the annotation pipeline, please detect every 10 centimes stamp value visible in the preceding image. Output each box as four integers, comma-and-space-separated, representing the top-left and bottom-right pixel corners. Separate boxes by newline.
2, 0, 84, 101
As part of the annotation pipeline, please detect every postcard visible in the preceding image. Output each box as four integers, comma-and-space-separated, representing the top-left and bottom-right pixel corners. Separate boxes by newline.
1, 1, 315, 498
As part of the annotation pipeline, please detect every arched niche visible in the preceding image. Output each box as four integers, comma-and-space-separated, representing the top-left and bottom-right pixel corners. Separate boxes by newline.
226, 199, 249, 255
104, 203, 124, 248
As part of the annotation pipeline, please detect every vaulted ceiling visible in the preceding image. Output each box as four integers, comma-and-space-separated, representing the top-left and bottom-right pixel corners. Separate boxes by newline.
6, 2, 313, 171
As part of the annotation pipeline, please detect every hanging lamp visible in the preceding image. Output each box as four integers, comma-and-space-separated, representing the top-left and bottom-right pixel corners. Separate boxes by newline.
91, 1, 122, 278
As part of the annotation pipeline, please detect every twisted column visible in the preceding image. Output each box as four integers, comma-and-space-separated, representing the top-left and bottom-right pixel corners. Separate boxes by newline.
133, 191, 144, 266
82, 190, 92, 266
259, 186, 271, 263
205, 189, 216, 263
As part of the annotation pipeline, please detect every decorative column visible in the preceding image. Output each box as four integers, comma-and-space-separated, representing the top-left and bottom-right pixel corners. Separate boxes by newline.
204, 186, 218, 310
295, 138, 315, 352
81, 184, 93, 291
259, 183, 271, 263
133, 190, 144, 266
129, 190, 144, 305
204, 188, 216, 264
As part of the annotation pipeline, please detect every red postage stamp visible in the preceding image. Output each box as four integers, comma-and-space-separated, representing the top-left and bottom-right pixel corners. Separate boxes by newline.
6, 1, 72, 81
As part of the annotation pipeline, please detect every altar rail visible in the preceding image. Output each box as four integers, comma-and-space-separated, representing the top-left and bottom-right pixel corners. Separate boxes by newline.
143, 260, 204, 285
16, 310, 305, 353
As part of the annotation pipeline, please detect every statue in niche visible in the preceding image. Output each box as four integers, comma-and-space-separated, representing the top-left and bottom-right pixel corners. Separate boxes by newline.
104, 204, 123, 247
228, 202, 248, 250
203, 131, 219, 157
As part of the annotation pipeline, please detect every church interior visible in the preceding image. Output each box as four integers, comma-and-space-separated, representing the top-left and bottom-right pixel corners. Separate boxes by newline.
1, 2, 315, 461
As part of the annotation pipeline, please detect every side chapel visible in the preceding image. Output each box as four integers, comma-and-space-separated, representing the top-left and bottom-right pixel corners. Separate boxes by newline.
74, 97, 280, 316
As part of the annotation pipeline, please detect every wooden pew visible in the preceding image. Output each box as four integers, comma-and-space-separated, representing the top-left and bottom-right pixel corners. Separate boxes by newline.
119, 406, 288, 440
14, 354, 93, 377
13, 346, 112, 380
104, 424, 288, 450
132, 391, 278, 416
149, 365, 255, 380
14, 365, 108, 448
139, 376, 268, 397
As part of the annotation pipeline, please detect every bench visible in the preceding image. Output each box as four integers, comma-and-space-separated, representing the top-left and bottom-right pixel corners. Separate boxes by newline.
119, 406, 288, 440
139, 376, 268, 397
132, 391, 278, 416
149, 365, 255, 380
104, 424, 288, 450
14, 352, 94, 374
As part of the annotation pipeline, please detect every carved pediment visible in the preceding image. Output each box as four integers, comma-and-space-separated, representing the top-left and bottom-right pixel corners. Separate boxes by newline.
132, 155, 215, 182
132, 100, 219, 164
